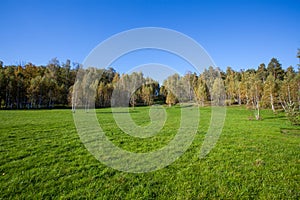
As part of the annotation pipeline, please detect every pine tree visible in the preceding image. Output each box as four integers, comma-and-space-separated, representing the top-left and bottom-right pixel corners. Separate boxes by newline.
267, 58, 284, 80
257, 63, 268, 83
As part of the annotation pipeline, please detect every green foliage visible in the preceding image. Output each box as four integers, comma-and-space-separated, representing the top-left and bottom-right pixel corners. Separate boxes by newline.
285, 102, 300, 125
0, 57, 299, 127
165, 91, 177, 106
267, 58, 285, 80
194, 75, 207, 106
0, 61, 77, 109
211, 77, 225, 106
262, 74, 277, 112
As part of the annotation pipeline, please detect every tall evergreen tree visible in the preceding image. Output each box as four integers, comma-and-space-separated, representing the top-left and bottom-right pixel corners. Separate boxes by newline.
257, 63, 268, 83
267, 58, 284, 80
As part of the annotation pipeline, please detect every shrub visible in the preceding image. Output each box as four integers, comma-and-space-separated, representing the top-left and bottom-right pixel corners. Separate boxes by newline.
285, 102, 300, 125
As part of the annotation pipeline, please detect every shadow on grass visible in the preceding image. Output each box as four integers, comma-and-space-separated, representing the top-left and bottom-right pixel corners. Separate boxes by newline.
280, 128, 300, 136
174, 104, 198, 108
262, 115, 286, 120
96, 110, 140, 114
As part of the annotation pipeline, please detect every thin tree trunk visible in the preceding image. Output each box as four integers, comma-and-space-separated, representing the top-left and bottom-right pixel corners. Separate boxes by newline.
246, 95, 249, 106
298, 83, 300, 111
85, 98, 89, 113
5, 89, 9, 109
270, 93, 275, 113
72, 91, 77, 113
287, 85, 291, 104
255, 85, 260, 120
238, 88, 241, 105
255, 100, 260, 120
279, 97, 286, 111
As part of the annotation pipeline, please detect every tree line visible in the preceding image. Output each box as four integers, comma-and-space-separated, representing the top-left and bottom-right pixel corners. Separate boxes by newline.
0, 56, 299, 122
0, 58, 77, 109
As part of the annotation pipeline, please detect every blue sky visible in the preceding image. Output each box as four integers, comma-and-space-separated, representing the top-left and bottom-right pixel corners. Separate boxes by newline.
0, 0, 299, 74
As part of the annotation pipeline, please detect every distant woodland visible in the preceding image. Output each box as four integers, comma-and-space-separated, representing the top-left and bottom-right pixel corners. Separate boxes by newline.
0, 55, 299, 119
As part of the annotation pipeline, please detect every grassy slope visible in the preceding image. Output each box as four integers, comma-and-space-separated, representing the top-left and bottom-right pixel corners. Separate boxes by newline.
0, 106, 299, 199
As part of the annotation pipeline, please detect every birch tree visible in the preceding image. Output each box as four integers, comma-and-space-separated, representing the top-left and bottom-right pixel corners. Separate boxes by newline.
262, 74, 277, 112
211, 77, 225, 106
194, 75, 207, 106
249, 73, 263, 120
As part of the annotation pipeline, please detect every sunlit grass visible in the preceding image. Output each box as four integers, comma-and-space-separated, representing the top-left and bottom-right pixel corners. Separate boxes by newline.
0, 106, 299, 199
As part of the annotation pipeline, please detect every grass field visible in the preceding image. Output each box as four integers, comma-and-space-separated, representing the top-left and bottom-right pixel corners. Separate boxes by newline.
0, 106, 299, 199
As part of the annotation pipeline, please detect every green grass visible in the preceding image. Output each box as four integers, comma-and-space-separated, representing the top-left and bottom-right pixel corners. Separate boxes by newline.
0, 106, 299, 199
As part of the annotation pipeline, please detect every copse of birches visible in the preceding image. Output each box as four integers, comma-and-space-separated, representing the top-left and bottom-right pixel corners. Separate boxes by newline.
0, 52, 299, 124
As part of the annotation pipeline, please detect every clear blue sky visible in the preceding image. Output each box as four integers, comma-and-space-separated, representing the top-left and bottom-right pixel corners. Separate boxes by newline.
1, 0, 299, 73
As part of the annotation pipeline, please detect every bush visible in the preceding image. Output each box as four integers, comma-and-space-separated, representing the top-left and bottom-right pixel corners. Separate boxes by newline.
285, 102, 300, 125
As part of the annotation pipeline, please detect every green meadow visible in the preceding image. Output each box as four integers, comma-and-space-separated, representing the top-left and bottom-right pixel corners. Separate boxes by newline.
0, 106, 299, 199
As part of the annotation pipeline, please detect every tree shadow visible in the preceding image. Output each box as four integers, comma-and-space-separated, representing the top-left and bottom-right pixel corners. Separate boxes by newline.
280, 128, 300, 136
97, 110, 139, 114
262, 115, 286, 120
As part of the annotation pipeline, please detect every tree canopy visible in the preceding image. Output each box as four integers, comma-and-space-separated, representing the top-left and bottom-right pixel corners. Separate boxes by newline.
0, 57, 299, 123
